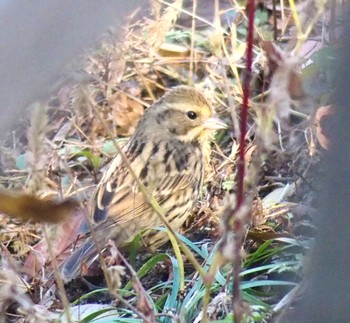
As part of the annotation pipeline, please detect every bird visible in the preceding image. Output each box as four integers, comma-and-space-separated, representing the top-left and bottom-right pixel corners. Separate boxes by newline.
61, 86, 227, 281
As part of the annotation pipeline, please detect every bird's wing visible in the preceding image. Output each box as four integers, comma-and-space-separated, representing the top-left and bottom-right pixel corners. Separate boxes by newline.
92, 147, 201, 226
94, 169, 198, 225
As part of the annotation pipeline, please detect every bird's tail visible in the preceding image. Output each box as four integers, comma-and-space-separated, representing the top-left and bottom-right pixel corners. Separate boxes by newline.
61, 239, 97, 282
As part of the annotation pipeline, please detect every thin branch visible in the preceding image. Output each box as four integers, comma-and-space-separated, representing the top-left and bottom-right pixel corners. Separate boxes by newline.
188, 0, 197, 83
43, 225, 72, 323
233, 0, 255, 321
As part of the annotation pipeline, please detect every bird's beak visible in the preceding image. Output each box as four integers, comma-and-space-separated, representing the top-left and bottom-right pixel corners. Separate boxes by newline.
203, 117, 228, 130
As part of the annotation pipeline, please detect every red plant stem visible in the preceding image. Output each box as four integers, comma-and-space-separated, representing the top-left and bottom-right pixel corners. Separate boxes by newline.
233, 0, 255, 322
237, 0, 255, 208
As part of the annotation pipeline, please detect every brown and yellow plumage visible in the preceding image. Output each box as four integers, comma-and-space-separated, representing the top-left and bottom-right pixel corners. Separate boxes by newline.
62, 86, 226, 281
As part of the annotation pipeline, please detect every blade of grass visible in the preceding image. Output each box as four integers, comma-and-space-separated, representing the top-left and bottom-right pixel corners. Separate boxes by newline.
123, 253, 168, 293
161, 255, 181, 323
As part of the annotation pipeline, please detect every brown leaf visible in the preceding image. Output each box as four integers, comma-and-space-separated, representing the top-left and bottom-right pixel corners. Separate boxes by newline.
262, 41, 308, 122
247, 228, 290, 241
262, 41, 282, 75
109, 85, 144, 136
315, 105, 335, 150
24, 208, 85, 277
251, 197, 264, 226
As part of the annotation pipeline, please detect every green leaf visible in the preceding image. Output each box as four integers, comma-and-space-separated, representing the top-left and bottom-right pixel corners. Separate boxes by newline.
123, 253, 168, 292
241, 280, 296, 289
242, 291, 270, 307
15, 154, 27, 170
255, 9, 269, 26
222, 180, 235, 191
161, 256, 181, 322
76, 150, 101, 170
210, 314, 233, 323
80, 307, 118, 323
102, 138, 128, 156
240, 261, 299, 277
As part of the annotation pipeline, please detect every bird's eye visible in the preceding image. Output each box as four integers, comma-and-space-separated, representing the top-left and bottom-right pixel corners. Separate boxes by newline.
186, 111, 198, 120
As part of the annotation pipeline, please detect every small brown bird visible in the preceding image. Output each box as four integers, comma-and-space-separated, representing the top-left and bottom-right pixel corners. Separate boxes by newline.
62, 86, 226, 280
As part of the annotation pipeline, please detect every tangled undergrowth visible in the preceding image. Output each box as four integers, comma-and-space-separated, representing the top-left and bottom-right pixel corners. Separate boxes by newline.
0, 0, 338, 322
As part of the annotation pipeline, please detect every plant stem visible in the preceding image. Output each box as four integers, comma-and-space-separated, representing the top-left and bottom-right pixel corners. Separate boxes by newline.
233, 0, 255, 322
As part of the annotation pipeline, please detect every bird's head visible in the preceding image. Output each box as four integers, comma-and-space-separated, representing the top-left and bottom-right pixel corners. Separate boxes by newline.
138, 86, 227, 143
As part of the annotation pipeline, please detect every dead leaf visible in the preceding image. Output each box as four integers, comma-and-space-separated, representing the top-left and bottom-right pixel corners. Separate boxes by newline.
109, 85, 144, 136
262, 41, 308, 123
145, 0, 183, 50
158, 43, 190, 58
24, 208, 85, 277
315, 105, 335, 150
251, 197, 264, 226
247, 228, 290, 241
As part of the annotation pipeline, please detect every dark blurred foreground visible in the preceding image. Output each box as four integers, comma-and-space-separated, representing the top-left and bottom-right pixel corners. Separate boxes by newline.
0, 0, 145, 137
278, 17, 350, 323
